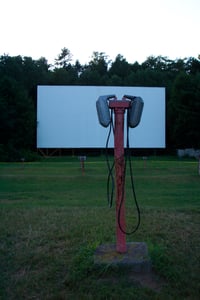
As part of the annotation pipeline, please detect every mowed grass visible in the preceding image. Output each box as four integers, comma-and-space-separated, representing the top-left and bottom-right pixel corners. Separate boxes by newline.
0, 156, 199, 299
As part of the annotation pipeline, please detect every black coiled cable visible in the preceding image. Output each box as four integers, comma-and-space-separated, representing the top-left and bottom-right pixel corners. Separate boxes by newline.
105, 107, 141, 234
117, 110, 141, 234
105, 109, 115, 208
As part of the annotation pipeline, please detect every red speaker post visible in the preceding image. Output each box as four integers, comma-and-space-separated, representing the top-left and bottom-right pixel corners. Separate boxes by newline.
109, 100, 130, 253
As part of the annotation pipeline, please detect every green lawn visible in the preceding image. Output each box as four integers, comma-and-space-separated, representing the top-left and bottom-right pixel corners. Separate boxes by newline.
0, 156, 199, 299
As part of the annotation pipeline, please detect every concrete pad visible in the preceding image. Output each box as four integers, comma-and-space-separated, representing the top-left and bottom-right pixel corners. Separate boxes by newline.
94, 242, 151, 273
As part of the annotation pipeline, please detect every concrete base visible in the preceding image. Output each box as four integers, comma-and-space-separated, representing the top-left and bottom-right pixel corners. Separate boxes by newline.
94, 242, 151, 273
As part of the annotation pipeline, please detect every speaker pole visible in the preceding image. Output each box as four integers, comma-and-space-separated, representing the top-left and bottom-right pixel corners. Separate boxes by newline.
109, 100, 130, 253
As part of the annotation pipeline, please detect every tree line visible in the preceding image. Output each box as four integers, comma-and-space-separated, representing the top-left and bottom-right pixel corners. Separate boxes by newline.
0, 48, 200, 161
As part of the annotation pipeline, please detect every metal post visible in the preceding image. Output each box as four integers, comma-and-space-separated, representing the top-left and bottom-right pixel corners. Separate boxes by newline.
109, 100, 130, 253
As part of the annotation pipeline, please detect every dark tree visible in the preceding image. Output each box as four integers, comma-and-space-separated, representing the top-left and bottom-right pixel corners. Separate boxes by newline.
88, 51, 109, 76
169, 72, 200, 148
54, 47, 72, 68
0, 77, 35, 160
79, 52, 109, 85
109, 54, 131, 80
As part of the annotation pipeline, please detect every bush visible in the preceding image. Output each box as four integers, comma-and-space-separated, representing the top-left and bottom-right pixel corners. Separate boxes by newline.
0, 145, 41, 162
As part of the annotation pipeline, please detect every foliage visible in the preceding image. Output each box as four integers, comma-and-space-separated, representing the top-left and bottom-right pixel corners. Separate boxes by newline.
0, 50, 200, 160
169, 72, 200, 147
54, 47, 73, 68
0, 76, 35, 161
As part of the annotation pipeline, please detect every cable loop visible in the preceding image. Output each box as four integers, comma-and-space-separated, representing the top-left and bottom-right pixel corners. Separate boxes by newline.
105, 107, 140, 234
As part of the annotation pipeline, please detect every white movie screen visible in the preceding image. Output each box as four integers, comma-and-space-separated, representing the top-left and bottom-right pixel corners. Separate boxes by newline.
37, 86, 165, 148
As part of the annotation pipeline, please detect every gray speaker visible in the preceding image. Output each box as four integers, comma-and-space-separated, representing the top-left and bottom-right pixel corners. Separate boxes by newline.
128, 97, 144, 128
96, 95, 115, 127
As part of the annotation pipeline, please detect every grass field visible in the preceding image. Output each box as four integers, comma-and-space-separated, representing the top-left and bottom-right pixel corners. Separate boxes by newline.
0, 156, 199, 299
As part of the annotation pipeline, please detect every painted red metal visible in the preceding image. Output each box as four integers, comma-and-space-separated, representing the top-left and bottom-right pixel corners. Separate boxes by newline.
109, 100, 130, 253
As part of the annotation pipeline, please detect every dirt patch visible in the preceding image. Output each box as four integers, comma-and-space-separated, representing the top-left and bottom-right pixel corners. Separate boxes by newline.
97, 269, 166, 293
128, 270, 167, 292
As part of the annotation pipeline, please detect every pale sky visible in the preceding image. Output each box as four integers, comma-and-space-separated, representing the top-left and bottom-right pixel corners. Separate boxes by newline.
1, 0, 199, 65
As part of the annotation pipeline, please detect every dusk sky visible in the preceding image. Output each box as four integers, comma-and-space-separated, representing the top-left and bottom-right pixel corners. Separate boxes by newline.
1, 0, 199, 64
